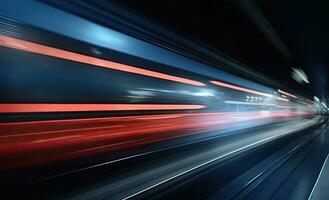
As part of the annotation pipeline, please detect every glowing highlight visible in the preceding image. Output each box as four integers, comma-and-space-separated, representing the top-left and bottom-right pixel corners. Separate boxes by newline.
0, 35, 205, 86
278, 89, 297, 99
211, 80, 273, 97
225, 100, 276, 106
0, 104, 205, 113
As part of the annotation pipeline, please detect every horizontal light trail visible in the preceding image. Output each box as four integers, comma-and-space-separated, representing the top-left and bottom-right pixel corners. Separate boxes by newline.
276, 105, 294, 109
0, 103, 205, 113
0, 111, 311, 170
305, 98, 314, 104
275, 97, 289, 102
0, 35, 205, 86
210, 81, 289, 102
210, 80, 273, 97
0, 112, 233, 126
278, 89, 298, 99
225, 100, 276, 106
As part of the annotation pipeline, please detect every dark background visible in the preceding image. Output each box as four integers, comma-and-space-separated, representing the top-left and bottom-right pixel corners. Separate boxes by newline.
112, 0, 329, 100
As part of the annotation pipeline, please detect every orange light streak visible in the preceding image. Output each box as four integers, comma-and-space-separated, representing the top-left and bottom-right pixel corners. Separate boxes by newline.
278, 89, 298, 99
0, 35, 205, 86
210, 80, 273, 97
0, 103, 205, 113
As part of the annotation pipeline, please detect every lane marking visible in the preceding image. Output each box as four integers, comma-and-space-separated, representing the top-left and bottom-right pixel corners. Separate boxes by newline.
308, 153, 329, 200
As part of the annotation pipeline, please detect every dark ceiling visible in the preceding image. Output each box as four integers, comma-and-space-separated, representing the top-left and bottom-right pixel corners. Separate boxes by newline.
256, 0, 329, 98
112, 0, 328, 99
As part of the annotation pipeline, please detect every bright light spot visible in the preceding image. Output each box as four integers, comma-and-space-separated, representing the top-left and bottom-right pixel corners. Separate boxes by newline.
278, 89, 298, 99
321, 102, 328, 109
314, 96, 320, 102
193, 90, 215, 97
225, 100, 276, 106
291, 67, 309, 84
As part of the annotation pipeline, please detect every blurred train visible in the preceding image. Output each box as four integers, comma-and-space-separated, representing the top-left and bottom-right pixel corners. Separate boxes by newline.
0, 0, 315, 170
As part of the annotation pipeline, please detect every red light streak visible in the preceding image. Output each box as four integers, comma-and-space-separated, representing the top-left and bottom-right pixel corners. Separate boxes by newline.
275, 97, 289, 102
210, 80, 273, 97
0, 35, 205, 86
0, 111, 313, 170
0, 103, 205, 113
211, 81, 288, 102
278, 89, 298, 99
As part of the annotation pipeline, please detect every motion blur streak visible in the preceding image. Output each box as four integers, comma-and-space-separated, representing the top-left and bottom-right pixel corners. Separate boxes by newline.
0, 2, 325, 199
0, 111, 310, 170
210, 80, 273, 97
210, 80, 290, 101
0, 35, 205, 86
224, 100, 276, 106
276, 105, 294, 108
275, 96, 289, 102
278, 89, 298, 99
0, 103, 205, 113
